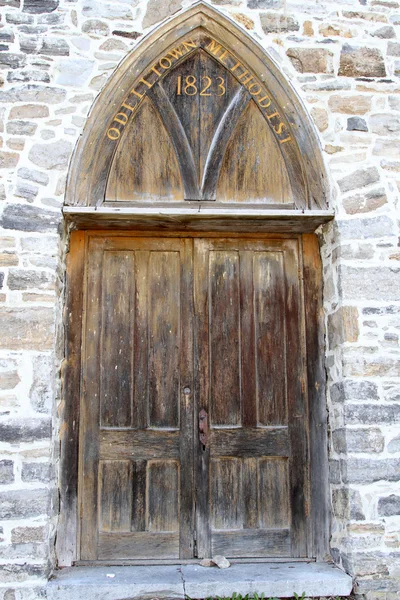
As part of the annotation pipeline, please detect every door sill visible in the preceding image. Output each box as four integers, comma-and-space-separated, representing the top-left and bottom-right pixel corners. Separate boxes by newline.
48, 562, 352, 599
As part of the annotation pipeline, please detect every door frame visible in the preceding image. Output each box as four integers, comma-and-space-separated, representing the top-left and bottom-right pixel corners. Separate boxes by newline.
57, 229, 329, 566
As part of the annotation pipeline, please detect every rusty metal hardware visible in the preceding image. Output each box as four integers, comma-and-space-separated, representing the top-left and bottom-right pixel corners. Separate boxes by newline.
199, 409, 208, 449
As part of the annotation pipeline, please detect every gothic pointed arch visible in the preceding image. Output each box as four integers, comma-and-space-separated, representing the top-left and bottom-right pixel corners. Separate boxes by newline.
64, 1, 332, 229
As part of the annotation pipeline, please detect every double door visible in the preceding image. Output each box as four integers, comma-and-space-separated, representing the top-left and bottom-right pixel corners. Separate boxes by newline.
79, 235, 309, 562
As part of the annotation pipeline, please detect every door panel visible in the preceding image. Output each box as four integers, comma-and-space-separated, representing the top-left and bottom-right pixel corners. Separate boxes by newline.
194, 238, 308, 558
80, 237, 193, 561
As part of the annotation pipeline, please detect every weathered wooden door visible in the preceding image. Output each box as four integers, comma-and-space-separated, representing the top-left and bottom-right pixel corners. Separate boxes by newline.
79, 234, 309, 561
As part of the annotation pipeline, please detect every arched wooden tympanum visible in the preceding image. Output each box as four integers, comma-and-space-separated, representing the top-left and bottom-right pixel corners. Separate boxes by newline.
65, 1, 332, 227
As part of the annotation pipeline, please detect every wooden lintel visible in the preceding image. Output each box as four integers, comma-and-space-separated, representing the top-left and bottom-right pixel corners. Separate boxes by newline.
63, 207, 334, 233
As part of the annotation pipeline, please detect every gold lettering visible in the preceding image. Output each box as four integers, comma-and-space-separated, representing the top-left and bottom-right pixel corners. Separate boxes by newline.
121, 101, 136, 112
248, 82, 262, 95
230, 60, 242, 73
218, 49, 230, 64
114, 112, 129, 125
168, 46, 185, 60
258, 94, 272, 108
131, 88, 144, 99
266, 110, 280, 121
150, 65, 162, 77
274, 122, 286, 136
139, 77, 153, 89
207, 39, 223, 56
182, 40, 196, 50
159, 56, 172, 69
279, 135, 292, 144
107, 127, 120, 140
237, 71, 253, 86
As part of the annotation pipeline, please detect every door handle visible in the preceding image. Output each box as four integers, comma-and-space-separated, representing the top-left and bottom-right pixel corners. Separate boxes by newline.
199, 409, 208, 449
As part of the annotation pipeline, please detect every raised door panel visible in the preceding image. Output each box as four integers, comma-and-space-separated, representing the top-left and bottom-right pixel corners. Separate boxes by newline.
194, 238, 308, 559
80, 237, 193, 561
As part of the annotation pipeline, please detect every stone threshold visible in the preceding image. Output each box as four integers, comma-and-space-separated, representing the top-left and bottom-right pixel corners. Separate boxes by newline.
47, 562, 353, 600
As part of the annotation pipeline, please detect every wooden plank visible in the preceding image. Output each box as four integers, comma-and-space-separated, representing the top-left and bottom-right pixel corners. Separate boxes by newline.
133, 251, 149, 430
100, 251, 134, 428
243, 458, 258, 529
99, 460, 133, 532
210, 427, 289, 457
209, 249, 241, 426
302, 233, 329, 561
147, 460, 180, 532
194, 238, 211, 558
285, 243, 309, 558
254, 251, 287, 426
79, 237, 104, 561
211, 458, 242, 530
212, 529, 290, 558
57, 230, 85, 567
148, 251, 180, 429
179, 238, 195, 558
99, 430, 180, 460
240, 251, 257, 428
132, 459, 146, 532
259, 458, 290, 529
98, 532, 179, 560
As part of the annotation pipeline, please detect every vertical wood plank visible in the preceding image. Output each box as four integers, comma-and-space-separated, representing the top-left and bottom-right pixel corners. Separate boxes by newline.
133, 251, 149, 430
80, 236, 104, 560
132, 459, 146, 532
240, 251, 256, 427
57, 230, 85, 566
243, 457, 258, 529
147, 461, 180, 532
100, 251, 134, 428
302, 233, 329, 560
285, 242, 309, 557
254, 251, 286, 426
194, 239, 211, 558
148, 251, 180, 429
99, 460, 133, 532
259, 458, 290, 529
209, 250, 241, 426
211, 458, 242, 530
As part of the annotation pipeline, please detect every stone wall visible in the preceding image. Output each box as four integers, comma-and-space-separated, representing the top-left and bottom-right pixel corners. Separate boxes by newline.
0, 0, 399, 598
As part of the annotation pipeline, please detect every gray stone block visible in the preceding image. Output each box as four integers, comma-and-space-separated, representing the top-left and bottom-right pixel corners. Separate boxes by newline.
347, 117, 368, 132
0, 489, 50, 520
339, 266, 400, 302
0, 460, 14, 484
341, 458, 400, 484
22, 463, 52, 484
337, 166, 380, 193
333, 427, 384, 453
345, 403, 400, 425
332, 487, 365, 520
23, 0, 59, 13
378, 495, 400, 516
0, 204, 60, 233
0, 418, 51, 444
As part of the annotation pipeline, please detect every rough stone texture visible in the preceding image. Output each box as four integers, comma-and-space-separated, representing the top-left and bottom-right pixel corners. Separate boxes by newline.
0, 204, 60, 232
0, 461, 14, 484
0, 489, 50, 519
342, 188, 387, 214
378, 495, 400, 516
337, 167, 380, 193
332, 428, 385, 453
143, 0, 182, 29
328, 95, 372, 114
286, 48, 334, 74
260, 12, 299, 33
28, 140, 72, 170
347, 117, 368, 132
0, 308, 55, 350
339, 44, 386, 77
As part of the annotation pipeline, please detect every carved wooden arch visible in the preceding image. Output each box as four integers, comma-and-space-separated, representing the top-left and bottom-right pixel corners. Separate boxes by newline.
65, 1, 332, 225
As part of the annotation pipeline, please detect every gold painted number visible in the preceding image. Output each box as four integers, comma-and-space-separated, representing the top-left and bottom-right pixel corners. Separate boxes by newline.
176, 75, 226, 96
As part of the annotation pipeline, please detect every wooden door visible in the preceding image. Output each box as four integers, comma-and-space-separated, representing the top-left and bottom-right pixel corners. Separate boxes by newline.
79, 234, 309, 562
194, 238, 309, 559
80, 236, 194, 561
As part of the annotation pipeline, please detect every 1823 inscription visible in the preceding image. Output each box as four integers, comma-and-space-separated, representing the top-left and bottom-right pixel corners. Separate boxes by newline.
106, 37, 292, 146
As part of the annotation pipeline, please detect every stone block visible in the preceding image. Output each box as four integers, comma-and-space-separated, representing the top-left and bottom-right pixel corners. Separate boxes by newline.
0, 151, 19, 169
17, 168, 49, 186
383, 384, 400, 403
7, 70, 51, 84
28, 140, 72, 170
340, 265, 400, 301
260, 12, 299, 33
22, 462, 52, 483
8, 269, 55, 291
337, 216, 394, 239
378, 495, 400, 516
388, 435, 400, 453
30, 354, 54, 414
0, 253, 18, 266
337, 167, 380, 193
11, 526, 46, 544
0, 563, 47, 584
341, 458, 400, 483
23, 0, 59, 13
0, 307, 55, 350
82, 19, 110, 36
0, 53, 26, 69
0, 460, 14, 484
329, 94, 372, 115
143, 0, 179, 28
372, 25, 396, 38
345, 403, 400, 425
55, 59, 95, 87
332, 487, 365, 520
347, 117, 368, 132
9, 105, 49, 119
0, 369, 20, 390
287, 48, 333, 74
328, 306, 359, 348
0, 273, 4, 290
319, 23, 352, 38
339, 43, 386, 77
248, 0, 282, 6
15, 181, 39, 201
370, 114, 400, 136
0, 418, 51, 443
387, 42, 400, 57
41, 39, 69, 56
333, 427, 384, 453
330, 380, 379, 403
0, 85, 66, 105
233, 14, 255, 30
0, 204, 60, 233
373, 138, 400, 158
311, 107, 328, 132
342, 188, 387, 215
0, 488, 50, 519
343, 348, 400, 377
83, 0, 136, 20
